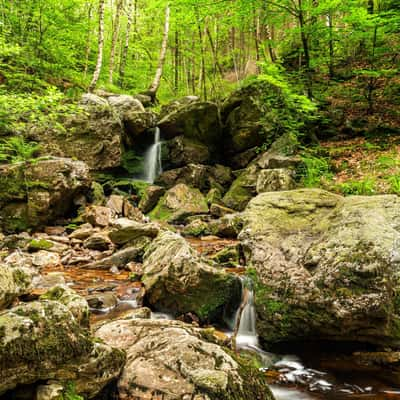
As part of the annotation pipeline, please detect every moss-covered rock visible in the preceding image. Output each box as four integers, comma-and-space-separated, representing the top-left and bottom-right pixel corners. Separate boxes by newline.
149, 183, 209, 224
0, 288, 125, 397
0, 158, 91, 233
138, 185, 165, 214
142, 231, 241, 321
0, 264, 33, 310
158, 101, 222, 156
239, 189, 400, 348
96, 318, 274, 400
222, 164, 259, 211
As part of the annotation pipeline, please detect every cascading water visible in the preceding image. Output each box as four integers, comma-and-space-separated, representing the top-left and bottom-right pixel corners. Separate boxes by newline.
231, 276, 259, 350
143, 127, 162, 183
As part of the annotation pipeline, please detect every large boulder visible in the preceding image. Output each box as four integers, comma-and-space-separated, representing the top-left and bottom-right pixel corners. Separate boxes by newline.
0, 158, 91, 232
239, 189, 400, 348
96, 318, 273, 400
29, 98, 123, 171
149, 183, 209, 223
156, 164, 233, 194
0, 286, 125, 397
142, 231, 241, 321
158, 101, 222, 157
163, 136, 211, 169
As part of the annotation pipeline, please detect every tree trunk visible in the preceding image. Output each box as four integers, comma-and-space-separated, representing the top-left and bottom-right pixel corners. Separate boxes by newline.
146, 4, 170, 102
206, 25, 224, 77
89, 0, 106, 92
84, 2, 94, 78
174, 27, 179, 94
119, 0, 134, 87
298, 0, 313, 98
327, 12, 334, 78
109, 0, 123, 84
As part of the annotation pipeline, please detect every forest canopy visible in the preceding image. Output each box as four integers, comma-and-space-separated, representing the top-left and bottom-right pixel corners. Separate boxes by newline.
0, 0, 398, 122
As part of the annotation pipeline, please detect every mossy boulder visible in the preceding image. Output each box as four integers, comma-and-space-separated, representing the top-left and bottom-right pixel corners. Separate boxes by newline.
0, 286, 125, 397
222, 164, 259, 211
163, 135, 211, 169
142, 231, 241, 321
158, 101, 222, 156
149, 183, 209, 224
138, 185, 165, 214
239, 189, 400, 348
96, 318, 274, 400
29, 99, 123, 171
0, 158, 91, 233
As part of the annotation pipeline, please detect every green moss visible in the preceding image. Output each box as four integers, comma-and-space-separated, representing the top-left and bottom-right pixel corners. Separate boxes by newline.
28, 238, 54, 251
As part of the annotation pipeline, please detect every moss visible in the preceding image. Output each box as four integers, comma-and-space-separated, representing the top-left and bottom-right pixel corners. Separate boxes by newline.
28, 238, 54, 251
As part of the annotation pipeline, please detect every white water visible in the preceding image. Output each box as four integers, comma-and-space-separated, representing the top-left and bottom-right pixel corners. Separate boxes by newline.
232, 276, 260, 349
143, 127, 162, 183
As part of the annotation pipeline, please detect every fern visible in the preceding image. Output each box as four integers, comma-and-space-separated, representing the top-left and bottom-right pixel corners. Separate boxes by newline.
0, 136, 41, 164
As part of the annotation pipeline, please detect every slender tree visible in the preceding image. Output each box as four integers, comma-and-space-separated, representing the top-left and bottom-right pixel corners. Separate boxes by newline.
146, 4, 170, 102
109, 0, 123, 84
89, 0, 106, 92
119, 0, 134, 87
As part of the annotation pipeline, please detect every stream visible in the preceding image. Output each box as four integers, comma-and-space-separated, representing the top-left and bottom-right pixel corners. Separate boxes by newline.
42, 237, 400, 400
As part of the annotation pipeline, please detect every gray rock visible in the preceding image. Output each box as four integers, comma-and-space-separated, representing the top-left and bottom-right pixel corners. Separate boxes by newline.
95, 318, 273, 400
256, 168, 296, 193
109, 218, 159, 245
239, 189, 400, 347
142, 231, 241, 321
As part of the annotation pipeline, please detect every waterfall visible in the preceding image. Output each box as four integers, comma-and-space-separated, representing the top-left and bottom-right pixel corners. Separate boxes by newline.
232, 276, 259, 349
143, 127, 162, 183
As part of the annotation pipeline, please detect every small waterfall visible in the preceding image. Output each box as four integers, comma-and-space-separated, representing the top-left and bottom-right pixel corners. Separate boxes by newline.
232, 276, 259, 349
143, 127, 162, 183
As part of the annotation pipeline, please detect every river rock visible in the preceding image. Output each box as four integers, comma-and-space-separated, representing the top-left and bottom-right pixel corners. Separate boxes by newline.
95, 318, 273, 400
108, 94, 145, 114
0, 158, 91, 232
0, 264, 33, 309
239, 189, 400, 347
85, 236, 152, 268
109, 218, 159, 245
84, 205, 113, 227
0, 286, 125, 397
142, 231, 241, 321
149, 183, 209, 224
83, 232, 112, 251
138, 185, 165, 214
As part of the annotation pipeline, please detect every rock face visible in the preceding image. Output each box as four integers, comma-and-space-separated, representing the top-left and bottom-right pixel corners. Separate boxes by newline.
158, 101, 222, 156
239, 189, 400, 347
96, 318, 273, 400
163, 136, 211, 169
0, 286, 125, 398
32, 98, 123, 171
142, 231, 241, 321
0, 158, 91, 232
149, 183, 209, 223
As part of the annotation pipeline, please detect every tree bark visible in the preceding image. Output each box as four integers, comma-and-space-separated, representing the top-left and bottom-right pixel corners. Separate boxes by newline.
298, 0, 313, 98
88, 0, 106, 92
84, 2, 94, 78
146, 4, 170, 102
109, 0, 123, 84
119, 0, 134, 87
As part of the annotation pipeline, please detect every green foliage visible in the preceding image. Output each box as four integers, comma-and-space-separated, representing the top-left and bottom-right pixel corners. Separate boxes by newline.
121, 150, 144, 175
0, 88, 81, 135
253, 64, 318, 143
0, 137, 41, 164
336, 178, 376, 195
388, 175, 400, 194
299, 153, 333, 187
63, 382, 84, 400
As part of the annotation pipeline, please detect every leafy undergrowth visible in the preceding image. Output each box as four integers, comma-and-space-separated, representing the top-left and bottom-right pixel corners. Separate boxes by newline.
300, 135, 400, 195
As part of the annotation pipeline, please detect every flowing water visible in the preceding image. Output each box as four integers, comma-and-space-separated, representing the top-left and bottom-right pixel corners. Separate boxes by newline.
143, 127, 162, 183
